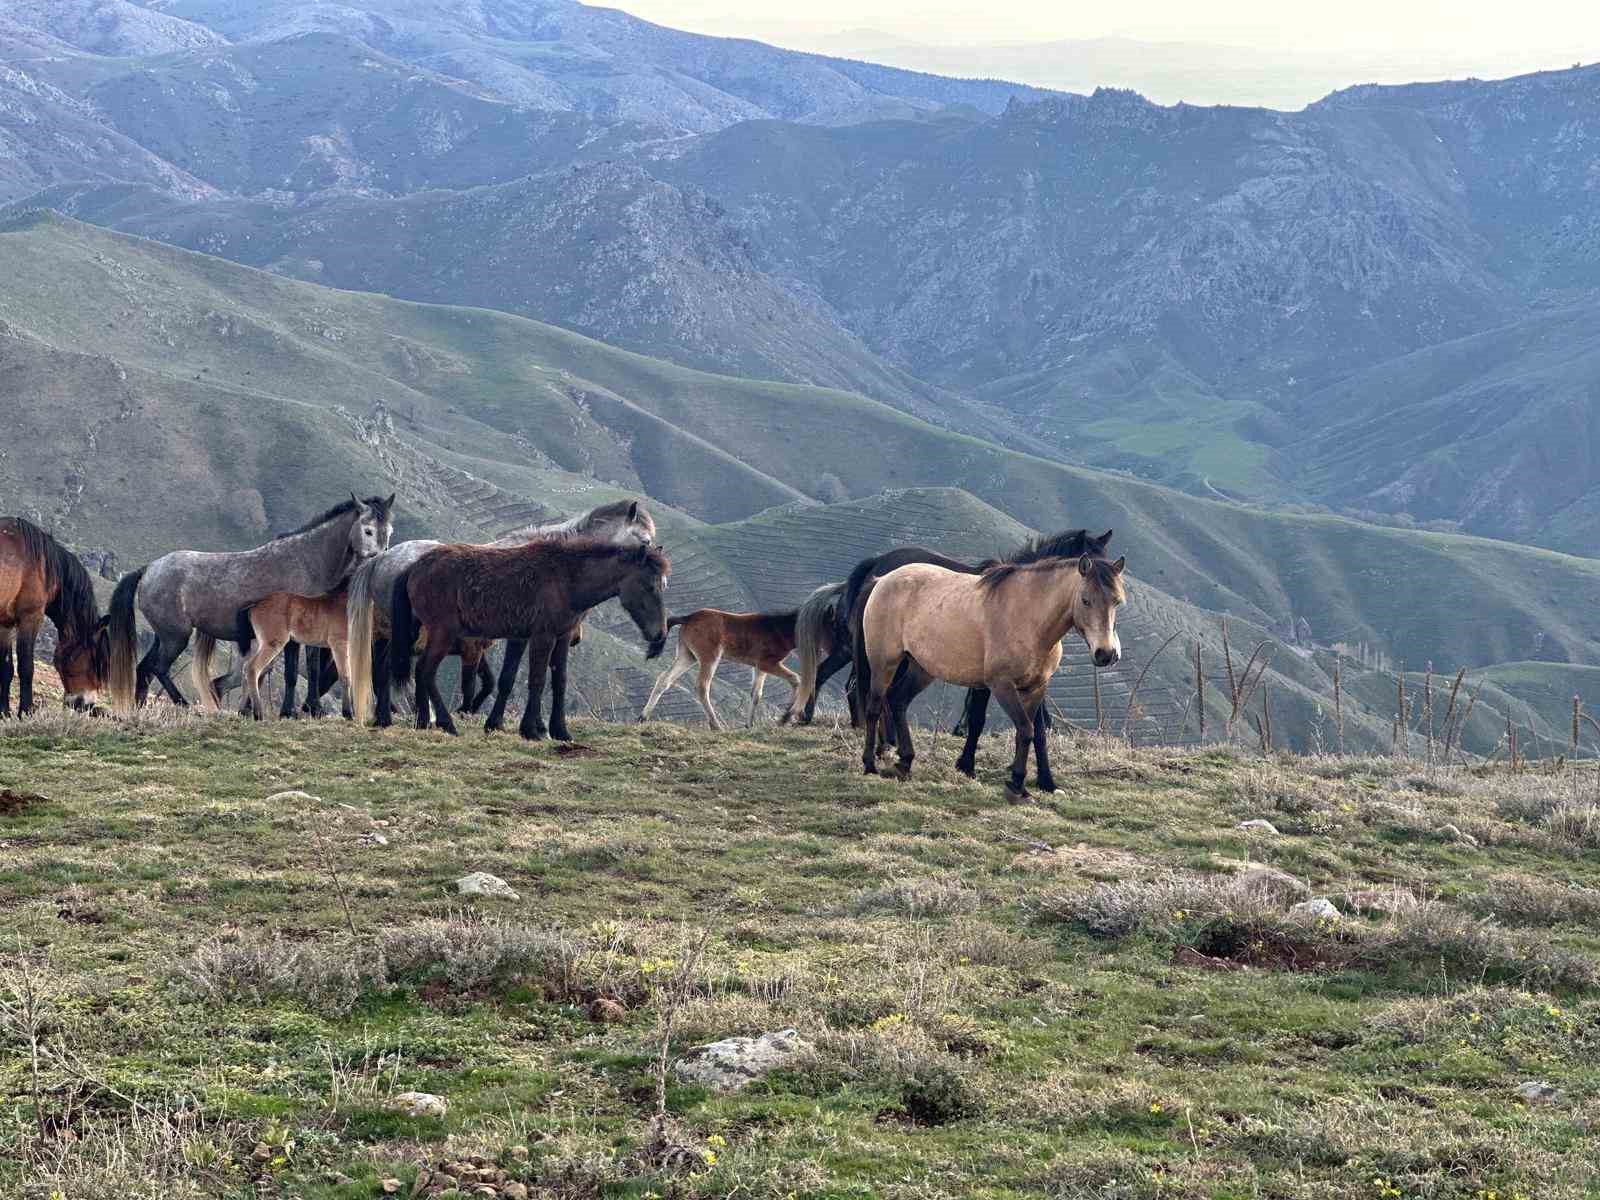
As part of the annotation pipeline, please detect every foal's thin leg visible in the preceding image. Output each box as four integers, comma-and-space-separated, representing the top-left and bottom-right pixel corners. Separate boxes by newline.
747, 668, 767, 728
696, 649, 724, 731
641, 641, 693, 721
955, 688, 990, 778
469, 656, 496, 713
547, 634, 573, 742
518, 636, 553, 740
484, 638, 525, 733
1031, 705, 1057, 793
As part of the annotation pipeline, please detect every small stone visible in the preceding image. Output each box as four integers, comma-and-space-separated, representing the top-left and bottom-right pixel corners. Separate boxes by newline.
509, 1146, 529, 1162
1236, 819, 1281, 835
1236, 865, 1310, 900
1516, 1080, 1561, 1104
252, 1142, 272, 1162
455, 872, 519, 901
588, 997, 626, 1023
1439, 824, 1480, 847
388, 1091, 449, 1118
363, 831, 389, 846
673, 1028, 810, 1093
503, 1184, 528, 1200
410, 1172, 431, 1197
1290, 897, 1341, 921
381, 1179, 402, 1195
265, 790, 322, 805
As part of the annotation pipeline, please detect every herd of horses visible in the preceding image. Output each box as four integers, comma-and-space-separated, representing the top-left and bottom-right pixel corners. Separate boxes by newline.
0, 494, 1126, 799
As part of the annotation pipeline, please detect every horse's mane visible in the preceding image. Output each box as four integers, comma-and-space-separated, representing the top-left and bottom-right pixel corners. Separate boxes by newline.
466, 536, 671, 577
6, 517, 101, 637
278, 496, 392, 539
979, 553, 1123, 594
572, 499, 642, 529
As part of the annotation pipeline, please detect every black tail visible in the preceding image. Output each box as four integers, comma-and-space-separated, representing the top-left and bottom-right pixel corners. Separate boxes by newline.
666, 614, 689, 630
388, 565, 418, 687
107, 566, 146, 712
837, 554, 878, 656
851, 580, 873, 720
231, 607, 255, 655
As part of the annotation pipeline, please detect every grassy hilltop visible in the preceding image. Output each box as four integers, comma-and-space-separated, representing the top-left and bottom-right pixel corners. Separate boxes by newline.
2, 713, 1598, 1199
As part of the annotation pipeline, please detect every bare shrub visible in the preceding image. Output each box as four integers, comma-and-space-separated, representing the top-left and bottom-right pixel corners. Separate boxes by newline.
1036, 873, 1281, 940
1462, 874, 1600, 927
1544, 802, 1600, 850
173, 935, 382, 1017
17, 1102, 245, 1200
853, 875, 980, 918
380, 916, 581, 993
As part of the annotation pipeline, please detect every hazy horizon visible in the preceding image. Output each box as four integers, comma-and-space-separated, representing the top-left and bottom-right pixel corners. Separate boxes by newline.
615, 0, 1599, 107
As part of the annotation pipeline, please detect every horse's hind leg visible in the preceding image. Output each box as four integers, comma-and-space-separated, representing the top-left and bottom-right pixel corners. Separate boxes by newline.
415, 640, 456, 735
954, 688, 990, 778
805, 645, 851, 725
518, 636, 554, 741
14, 617, 40, 715
1031, 705, 1057, 793
373, 636, 394, 728
0, 631, 14, 717
887, 660, 932, 780
148, 629, 192, 707
468, 656, 496, 714
278, 641, 301, 718
747, 668, 768, 728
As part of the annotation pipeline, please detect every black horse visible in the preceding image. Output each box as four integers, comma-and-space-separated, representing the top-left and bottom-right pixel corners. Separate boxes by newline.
803, 527, 1114, 792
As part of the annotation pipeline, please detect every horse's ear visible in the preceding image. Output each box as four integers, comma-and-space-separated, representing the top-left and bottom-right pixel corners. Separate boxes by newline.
350, 491, 363, 513
1096, 529, 1114, 549
1111, 556, 1126, 575
384, 493, 396, 512
1078, 554, 1093, 577
95, 615, 112, 635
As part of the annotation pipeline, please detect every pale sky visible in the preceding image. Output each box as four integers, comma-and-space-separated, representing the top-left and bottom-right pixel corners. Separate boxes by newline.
616, 0, 1600, 60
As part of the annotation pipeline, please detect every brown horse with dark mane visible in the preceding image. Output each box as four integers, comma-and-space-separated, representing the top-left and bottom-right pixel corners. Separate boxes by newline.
0, 517, 109, 714
388, 539, 670, 739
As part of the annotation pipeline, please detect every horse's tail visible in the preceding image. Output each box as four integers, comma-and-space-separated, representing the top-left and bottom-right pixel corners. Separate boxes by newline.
190, 631, 220, 711
388, 564, 418, 689
836, 555, 878, 657
346, 556, 378, 724
665, 614, 691, 631
107, 566, 145, 714
851, 581, 873, 719
788, 581, 844, 721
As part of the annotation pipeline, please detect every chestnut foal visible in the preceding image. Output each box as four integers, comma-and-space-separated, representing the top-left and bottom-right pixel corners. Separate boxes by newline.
640, 608, 801, 730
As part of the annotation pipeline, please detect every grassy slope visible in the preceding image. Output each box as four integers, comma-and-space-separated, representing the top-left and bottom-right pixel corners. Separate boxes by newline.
2, 716, 1598, 1199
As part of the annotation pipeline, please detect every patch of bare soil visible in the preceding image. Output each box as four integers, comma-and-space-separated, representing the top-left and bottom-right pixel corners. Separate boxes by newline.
554, 742, 597, 758
0, 788, 46, 815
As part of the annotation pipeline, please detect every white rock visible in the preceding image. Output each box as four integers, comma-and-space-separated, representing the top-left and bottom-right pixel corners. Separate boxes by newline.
1515, 1080, 1560, 1105
265, 790, 321, 805
1438, 823, 1480, 847
673, 1028, 810, 1093
1290, 898, 1341, 921
388, 1091, 448, 1118
1236, 819, 1281, 835
455, 871, 518, 900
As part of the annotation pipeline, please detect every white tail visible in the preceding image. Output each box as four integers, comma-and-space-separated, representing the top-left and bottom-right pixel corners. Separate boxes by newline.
346, 557, 377, 724
190, 632, 220, 712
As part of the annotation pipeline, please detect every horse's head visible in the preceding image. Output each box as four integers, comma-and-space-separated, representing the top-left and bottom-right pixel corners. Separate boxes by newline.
348, 493, 396, 561
619, 543, 671, 659
1074, 553, 1126, 668
607, 499, 656, 549
55, 615, 111, 709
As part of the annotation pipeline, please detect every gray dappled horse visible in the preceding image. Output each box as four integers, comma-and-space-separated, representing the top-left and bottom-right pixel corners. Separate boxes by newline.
107, 495, 395, 713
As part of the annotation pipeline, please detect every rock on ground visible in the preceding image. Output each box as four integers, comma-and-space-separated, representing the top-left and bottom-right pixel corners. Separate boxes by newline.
1290, 897, 1341, 921
455, 871, 519, 900
389, 1091, 449, 1118
1236, 819, 1281, 835
673, 1028, 810, 1093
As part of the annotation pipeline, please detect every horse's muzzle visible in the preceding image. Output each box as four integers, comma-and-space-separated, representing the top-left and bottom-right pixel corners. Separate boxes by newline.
1093, 648, 1120, 668
646, 636, 667, 660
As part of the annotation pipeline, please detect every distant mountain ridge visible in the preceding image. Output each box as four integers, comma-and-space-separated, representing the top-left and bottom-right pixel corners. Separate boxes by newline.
1, 2, 1598, 553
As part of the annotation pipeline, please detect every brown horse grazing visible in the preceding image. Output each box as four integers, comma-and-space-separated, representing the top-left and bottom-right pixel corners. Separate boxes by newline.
389, 539, 670, 739
858, 553, 1126, 801
0, 517, 109, 713
239, 586, 355, 721
639, 608, 802, 729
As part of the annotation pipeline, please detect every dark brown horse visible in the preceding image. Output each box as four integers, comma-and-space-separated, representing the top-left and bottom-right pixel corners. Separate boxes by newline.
388, 539, 670, 738
806, 529, 1113, 791
0, 517, 109, 714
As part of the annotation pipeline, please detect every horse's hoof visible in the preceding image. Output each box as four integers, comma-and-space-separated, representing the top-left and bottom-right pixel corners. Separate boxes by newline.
550, 728, 572, 743
889, 763, 911, 781
1004, 784, 1031, 804
863, 763, 878, 776
1036, 776, 1058, 794
954, 759, 976, 779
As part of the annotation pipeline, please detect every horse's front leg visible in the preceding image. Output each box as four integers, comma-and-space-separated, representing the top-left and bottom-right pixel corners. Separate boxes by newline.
1031, 704, 1057, 793
546, 633, 573, 742
989, 682, 1035, 802
279, 640, 301, 718
519, 635, 554, 740
373, 636, 394, 728
484, 638, 525, 733
416, 641, 457, 735
14, 620, 39, 716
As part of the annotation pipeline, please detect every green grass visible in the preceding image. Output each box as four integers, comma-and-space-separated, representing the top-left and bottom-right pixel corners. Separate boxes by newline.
3, 712, 1599, 1198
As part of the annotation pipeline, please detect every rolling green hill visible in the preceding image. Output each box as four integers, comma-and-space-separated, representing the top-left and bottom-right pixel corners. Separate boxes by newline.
2, 212, 1595, 752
